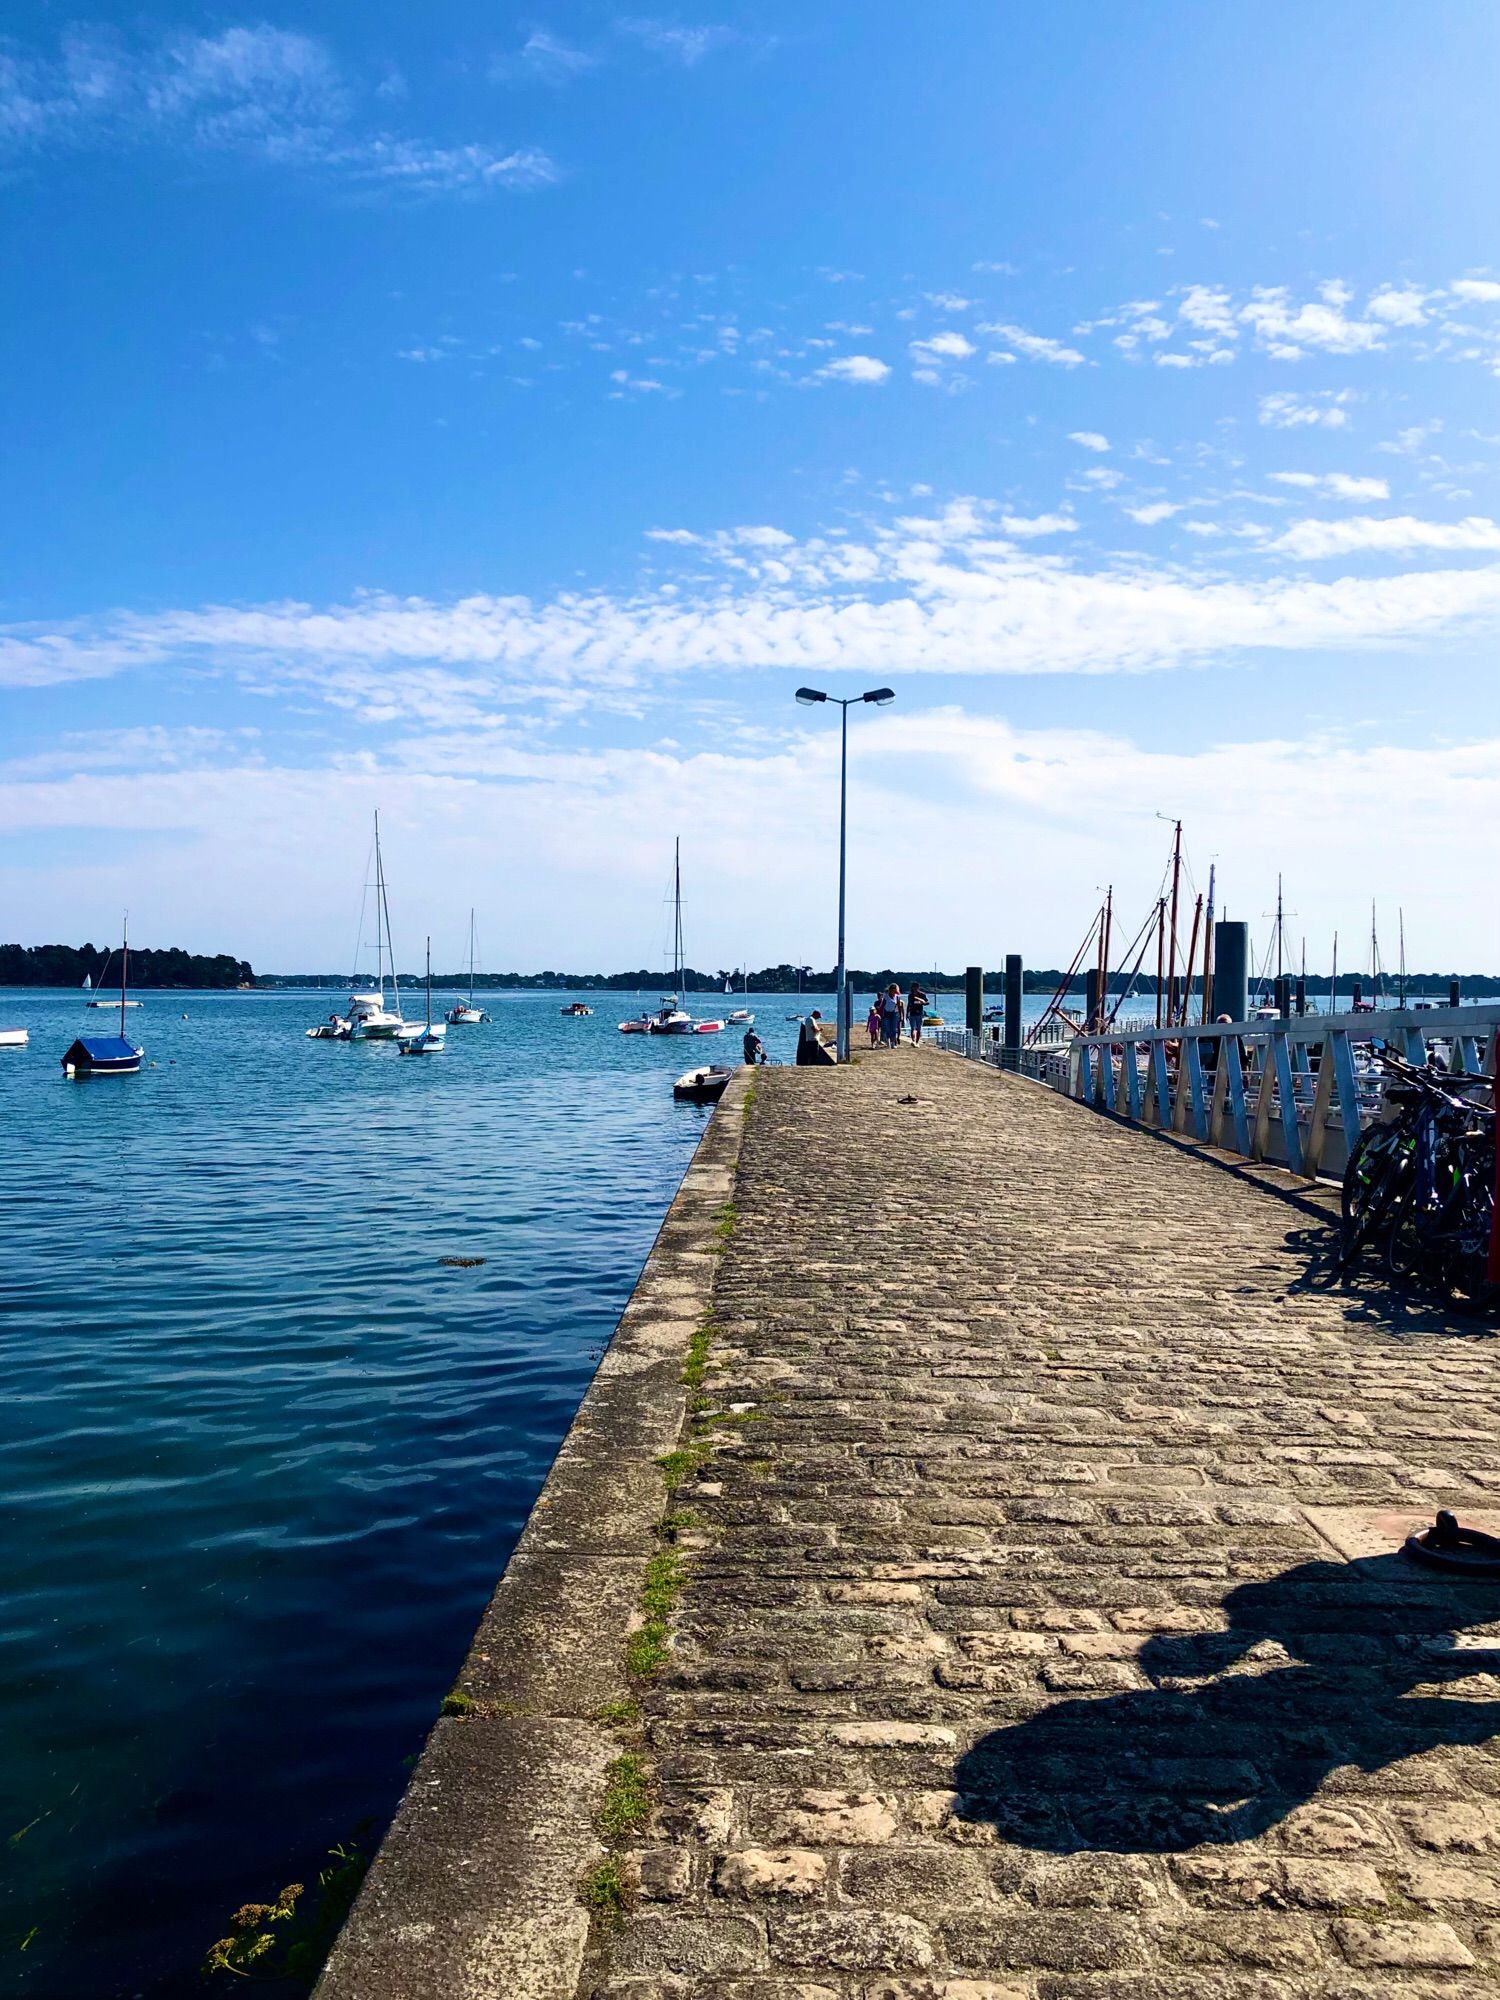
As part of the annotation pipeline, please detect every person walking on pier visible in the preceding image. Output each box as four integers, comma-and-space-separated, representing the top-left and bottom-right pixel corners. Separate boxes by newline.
908, 983, 928, 1045
879, 982, 905, 1047
866, 999, 881, 1048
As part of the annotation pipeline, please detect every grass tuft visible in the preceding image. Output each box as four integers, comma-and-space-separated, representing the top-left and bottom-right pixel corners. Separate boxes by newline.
440, 1690, 475, 1717
597, 1753, 652, 1839
581, 1859, 626, 1915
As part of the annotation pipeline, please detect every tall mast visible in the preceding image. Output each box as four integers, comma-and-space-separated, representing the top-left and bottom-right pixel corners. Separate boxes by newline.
1200, 862, 1216, 1023
1370, 900, 1379, 1005
374, 812, 385, 1003
1331, 930, 1339, 1015
1099, 885, 1113, 1032
426, 936, 433, 1028
1398, 908, 1407, 1007
120, 911, 128, 1038
468, 908, 476, 1005
674, 837, 684, 994
1165, 820, 1183, 1020
1154, 896, 1166, 1030
378, 820, 398, 1011
1275, 875, 1284, 985
1180, 894, 1203, 1028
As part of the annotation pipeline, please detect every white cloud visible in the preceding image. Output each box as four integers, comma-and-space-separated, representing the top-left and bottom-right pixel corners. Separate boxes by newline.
980, 322, 1087, 367
1271, 514, 1500, 560
1240, 284, 1382, 358
1068, 431, 1110, 452
1268, 472, 1390, 501
1259, 390, 1352, 430
998, 512, 1077, 538
908, 331, 976, 364
493, 29, 597, 84
18, 499, 1500, 707
1451, 279, 1500, 304
1177, 285, 1237, 340
1126, 502, 1179, 525
819, 354, 890, 384
615, 19, 735, 64
1367, 286, 1427, 326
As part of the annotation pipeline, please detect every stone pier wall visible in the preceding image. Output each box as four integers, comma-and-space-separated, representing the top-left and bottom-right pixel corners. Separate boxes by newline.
314, 1074, 752, 2000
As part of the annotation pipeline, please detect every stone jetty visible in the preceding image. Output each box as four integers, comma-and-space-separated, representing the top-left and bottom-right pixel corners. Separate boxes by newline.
319, 1046, 1500, 2000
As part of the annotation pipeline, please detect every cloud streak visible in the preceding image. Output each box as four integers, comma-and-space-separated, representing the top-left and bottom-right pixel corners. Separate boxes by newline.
0, 23, 555, 196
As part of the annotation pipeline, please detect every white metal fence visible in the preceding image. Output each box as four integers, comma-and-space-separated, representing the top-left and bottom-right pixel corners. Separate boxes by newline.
933, 1005, 1500, 1182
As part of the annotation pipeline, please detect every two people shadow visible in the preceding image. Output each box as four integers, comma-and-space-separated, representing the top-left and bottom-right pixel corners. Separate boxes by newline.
954, 1553, 1500, 1852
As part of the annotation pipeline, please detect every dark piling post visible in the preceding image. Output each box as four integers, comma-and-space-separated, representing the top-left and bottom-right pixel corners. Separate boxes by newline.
1352, 979, 1364, 1010
1274, 975, 1291, 1020
1450, 978, 1462, 1007
1210, 921, 1249, 1022
1294, 976, 1307, 1016
965, 966, 983, 1036
1004, 954, 1022, 1069
1085, 967, 1102, 1032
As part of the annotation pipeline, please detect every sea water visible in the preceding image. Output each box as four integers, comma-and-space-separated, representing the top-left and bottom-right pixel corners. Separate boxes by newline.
0, 984, 1047, 1995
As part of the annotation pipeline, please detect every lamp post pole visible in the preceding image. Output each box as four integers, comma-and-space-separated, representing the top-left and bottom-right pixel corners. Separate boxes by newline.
836, 698, 848, 1060
794, 683, 895, 1063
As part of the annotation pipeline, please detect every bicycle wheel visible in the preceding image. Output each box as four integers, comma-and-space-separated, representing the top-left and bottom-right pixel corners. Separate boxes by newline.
1343, 1123, 1403, 1226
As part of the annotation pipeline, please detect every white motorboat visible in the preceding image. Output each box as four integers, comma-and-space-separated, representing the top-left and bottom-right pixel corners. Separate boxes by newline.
306, 1016, 350, 1041
727, 1009, 753, 1026
647, 995, 695, 1035
0, 1026, 28, 1047
399, 939, 447, 1054
447, 910, 491, 1025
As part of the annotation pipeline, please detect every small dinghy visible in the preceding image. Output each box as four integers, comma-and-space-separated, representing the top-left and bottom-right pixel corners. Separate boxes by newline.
0, 1026, 28, 1048
673, 1064, 734, 1103
561, 1001, 593, 1016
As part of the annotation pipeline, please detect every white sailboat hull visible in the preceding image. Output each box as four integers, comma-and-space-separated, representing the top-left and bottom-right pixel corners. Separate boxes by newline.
0, 1027, 28, 1047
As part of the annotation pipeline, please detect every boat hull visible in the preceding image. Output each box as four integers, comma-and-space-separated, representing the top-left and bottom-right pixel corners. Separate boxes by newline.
62, 1036, 142, 1076
673, 1065, 735, 1102
0, 1027, 28, 1047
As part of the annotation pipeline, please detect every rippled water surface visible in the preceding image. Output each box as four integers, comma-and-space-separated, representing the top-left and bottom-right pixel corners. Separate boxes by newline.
0, 987, 824, 1997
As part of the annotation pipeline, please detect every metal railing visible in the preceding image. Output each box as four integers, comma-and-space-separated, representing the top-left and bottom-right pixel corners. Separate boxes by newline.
935, 1005, 1500, 1182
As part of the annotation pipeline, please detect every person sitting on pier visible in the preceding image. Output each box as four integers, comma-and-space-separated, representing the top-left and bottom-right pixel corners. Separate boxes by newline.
796, 1010, 834, 1066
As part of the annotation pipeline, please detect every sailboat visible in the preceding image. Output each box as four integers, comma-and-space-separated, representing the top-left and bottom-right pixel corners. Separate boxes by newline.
398, 939, 447, 1054
308, 813, 406, 1039
63, 917, 144, 1075
634, 839, 724, 1035
446, 911, 491, 1025
726, 964, 754, 1027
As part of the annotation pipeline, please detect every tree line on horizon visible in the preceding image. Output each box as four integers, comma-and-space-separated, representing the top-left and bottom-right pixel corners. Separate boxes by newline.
0, 944, 254, 989
252, 961, 1500, 997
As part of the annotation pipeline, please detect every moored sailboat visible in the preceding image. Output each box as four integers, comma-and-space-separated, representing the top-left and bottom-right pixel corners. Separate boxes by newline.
446, 910, 491, 1025
63, 917, 143, 1076
398, 939, 447, 1054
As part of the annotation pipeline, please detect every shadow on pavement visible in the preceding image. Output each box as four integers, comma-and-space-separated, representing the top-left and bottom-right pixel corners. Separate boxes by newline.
953, 1554, 1500, 1852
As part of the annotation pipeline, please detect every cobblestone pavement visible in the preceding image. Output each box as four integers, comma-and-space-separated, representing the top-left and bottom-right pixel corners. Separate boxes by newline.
583, 1046, 1500, 2000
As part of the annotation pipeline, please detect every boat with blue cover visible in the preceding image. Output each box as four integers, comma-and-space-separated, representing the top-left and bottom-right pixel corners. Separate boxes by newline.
63, 918, 143, 1075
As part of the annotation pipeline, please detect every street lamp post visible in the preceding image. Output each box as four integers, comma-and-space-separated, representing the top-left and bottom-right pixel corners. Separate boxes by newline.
794, 683, 896, 1061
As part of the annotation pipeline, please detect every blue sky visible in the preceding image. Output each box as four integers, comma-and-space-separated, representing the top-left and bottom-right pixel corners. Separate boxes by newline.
3, 2, 1499, 975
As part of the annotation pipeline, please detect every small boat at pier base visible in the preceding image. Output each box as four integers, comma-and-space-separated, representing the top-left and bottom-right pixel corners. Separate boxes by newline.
673, 1065, 734, 1103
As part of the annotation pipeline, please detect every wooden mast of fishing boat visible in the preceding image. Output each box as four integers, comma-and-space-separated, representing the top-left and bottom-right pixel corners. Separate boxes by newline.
1096, 885, 1113, 1031
1164, 819, 1182, 1025
1154, 896, 1166, 1029
1179, 893, 1203, 1028
1200, 862, 1216, 1023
